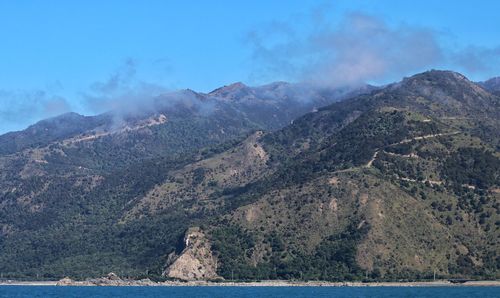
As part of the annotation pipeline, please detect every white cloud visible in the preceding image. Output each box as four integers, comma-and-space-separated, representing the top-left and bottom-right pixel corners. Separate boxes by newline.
0, 90, 71, 134
247, 12, 444, 87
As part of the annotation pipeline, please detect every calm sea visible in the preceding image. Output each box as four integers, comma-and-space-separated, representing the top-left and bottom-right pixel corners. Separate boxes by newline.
0, 286, 498, 298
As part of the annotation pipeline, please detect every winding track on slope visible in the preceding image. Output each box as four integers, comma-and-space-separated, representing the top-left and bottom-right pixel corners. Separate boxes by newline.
331, 131, 460, 174
365, 131, 460, 168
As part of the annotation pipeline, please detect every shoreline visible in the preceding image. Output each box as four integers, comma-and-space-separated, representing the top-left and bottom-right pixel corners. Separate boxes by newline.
0, 280, 499, 287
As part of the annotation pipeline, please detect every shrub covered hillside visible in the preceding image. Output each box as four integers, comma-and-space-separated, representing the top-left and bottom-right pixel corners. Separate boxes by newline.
0, 71, 498, 281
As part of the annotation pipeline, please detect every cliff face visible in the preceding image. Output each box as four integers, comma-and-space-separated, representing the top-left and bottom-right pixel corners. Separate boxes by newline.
163, 227, 220, 281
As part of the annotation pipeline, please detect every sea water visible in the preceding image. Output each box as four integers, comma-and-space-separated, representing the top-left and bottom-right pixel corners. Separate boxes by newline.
0, 286, 499, 298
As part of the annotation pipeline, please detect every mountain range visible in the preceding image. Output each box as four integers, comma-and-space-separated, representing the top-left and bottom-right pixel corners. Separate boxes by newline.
0, 71, 498, 281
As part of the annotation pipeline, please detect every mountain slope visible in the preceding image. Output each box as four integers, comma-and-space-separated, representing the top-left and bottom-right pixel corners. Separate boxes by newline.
168, 70, 499, 280
479, 77, 500, 95
0, 81, 368, 279
0, 71, 498, 281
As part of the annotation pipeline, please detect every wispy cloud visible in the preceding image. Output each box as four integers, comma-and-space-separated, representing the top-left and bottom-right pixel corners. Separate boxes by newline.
247, 12, 443, 87
247, 11, 500, 86
3, 10, 500, 135
0, 89, 71, 134
81, 59, 216, 128
81, 58, 169, 116
451, 45, 500, 74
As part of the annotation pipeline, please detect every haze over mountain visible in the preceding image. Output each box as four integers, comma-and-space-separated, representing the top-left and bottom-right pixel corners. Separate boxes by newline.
0, 70, 498, 281
479, 77, 500, 95
0, 81, 371, 157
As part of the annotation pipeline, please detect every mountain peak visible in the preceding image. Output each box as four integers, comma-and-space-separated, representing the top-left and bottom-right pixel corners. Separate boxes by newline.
208, 82, 250, 97
479, 76, 500, 93
45, 111, 84, 121
484, 76, 500, 84
27, 112, 87, 129
405, 70, 469, 83
181, 88, 204, 98
397, 70, 484, 95
227, 82, 248, 89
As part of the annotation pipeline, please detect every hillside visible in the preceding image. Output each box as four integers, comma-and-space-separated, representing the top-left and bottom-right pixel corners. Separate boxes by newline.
479, 77, 500, 96
133, 70, 499, 281
0, 71, 498, 281
0, 81, 366, 279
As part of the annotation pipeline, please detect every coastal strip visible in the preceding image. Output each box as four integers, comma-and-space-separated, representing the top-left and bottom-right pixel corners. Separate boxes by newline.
1, 279, 499, 287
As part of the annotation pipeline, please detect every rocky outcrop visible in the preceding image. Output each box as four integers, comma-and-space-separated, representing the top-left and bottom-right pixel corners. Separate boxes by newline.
56, 277, 74, 286
57, 273, 158, 286
82, 272, 125, 286
163, 227, 220, 281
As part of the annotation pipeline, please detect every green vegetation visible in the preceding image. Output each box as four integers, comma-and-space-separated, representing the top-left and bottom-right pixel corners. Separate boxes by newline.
210, 221, 368, 281
0, 70, 498, 281
442, 148, 500, 189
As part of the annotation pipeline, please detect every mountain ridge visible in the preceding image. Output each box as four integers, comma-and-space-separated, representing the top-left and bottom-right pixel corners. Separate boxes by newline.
479, 76, 500, 94
0, 70, 498, 281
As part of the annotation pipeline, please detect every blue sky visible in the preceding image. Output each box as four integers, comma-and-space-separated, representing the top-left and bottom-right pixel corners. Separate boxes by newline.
1, 0, 500, 133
